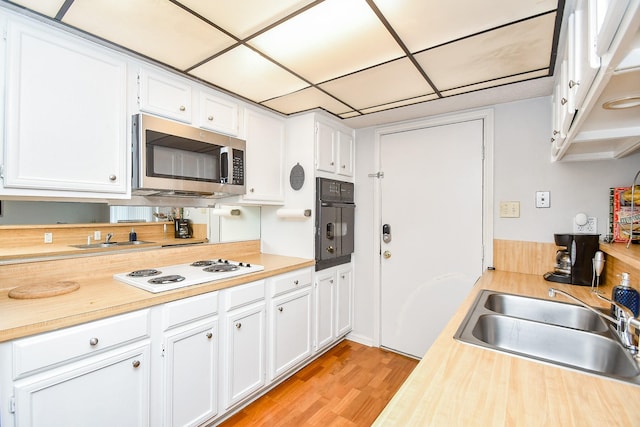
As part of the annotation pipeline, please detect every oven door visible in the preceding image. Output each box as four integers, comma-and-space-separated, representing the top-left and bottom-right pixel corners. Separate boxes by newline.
318, 205, 341, 262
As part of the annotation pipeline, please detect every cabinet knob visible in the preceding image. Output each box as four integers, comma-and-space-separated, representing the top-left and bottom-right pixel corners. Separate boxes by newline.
206, 332, 213, 339
330, 162, 335, 166
235, 322, 242, 329
132, 360, 140, 368
278, 306, 283, 312
327, 246, 335, 254
568, 80, 579, 89
294, 280, 299, 285
330, 279, 334, 284
342, 165, 346, 169
208, 115, 214, 121
561, 97, 567, 105
89, 337, 99, 346
108, 175, 117, 181
250, 188, 255, 193
179, 105, 186, 111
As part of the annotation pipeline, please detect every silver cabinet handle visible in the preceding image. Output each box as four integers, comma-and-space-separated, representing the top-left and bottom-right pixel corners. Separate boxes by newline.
561, 97, 567, 105
235, 322, 242, 329
208, 115, 214, 121
89, 337, 99, 346
206, 332, 213, 339
568, 80, 579, 89
108, 175, 117, 181
278, 307, 283, 312
179, 105, 186, 111
132, 360, 140, 368
294, 280, 299, 285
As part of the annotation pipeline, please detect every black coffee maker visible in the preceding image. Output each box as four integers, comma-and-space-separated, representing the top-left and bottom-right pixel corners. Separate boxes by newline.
543, 233, 600, 286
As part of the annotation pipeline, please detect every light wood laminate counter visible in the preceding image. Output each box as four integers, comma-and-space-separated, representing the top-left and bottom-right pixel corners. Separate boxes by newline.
0, 241, 314, 342
373, 270, 640, 427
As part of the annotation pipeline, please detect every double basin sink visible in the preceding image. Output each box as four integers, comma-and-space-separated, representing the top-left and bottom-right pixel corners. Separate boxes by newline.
71, 241, 155, 249
454, 290, 640, 386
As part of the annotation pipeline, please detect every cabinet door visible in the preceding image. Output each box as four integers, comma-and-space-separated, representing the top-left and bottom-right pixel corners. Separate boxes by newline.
225, 304, 266, 408
316, 121, 336, 173
336, 130, 354, 177
270, 289, 312, 380
335, 267, 353, 337
13, 344, 149, 427
570, 0, 601, 110
164, 319, 218, 427
4, 20, 127, 196
243, 109, 285, 203
138, 69, 192, 123
200, 93, 240, 136
314, 272, 335, 351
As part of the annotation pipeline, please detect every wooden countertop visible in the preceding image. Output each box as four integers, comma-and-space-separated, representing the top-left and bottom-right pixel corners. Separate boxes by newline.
373, 270, 640, 427
0, 244, 314, 343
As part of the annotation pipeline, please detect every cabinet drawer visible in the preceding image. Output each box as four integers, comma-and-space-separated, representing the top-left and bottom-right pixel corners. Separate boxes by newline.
13, 310, 150, 379
163, 291, 219, 330
271, 268, 312, 298
225, 280, 265, 311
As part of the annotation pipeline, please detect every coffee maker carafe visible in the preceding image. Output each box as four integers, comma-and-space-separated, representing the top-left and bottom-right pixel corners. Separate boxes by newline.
543, 233, 601, 286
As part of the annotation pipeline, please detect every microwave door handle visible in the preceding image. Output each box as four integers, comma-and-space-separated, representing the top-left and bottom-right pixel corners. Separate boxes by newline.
220, 148, 229, 183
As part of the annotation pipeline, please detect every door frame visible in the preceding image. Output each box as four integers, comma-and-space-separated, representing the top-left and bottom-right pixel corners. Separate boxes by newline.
371, 109, 494, 348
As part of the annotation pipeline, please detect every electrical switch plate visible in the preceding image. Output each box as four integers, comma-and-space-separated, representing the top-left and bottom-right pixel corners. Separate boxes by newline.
574, 217, 597, 234
94, 231, 101, 240
44, 232, 53, 243
499, 201, 520, 218
536, 191, 550, 208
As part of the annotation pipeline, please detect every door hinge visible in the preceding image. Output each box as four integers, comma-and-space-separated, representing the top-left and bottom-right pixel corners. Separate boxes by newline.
368, 171, 384, 178
9, 396, 15, 414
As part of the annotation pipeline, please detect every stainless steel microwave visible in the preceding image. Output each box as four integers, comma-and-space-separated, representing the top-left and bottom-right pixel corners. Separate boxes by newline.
131, 114, 245, 198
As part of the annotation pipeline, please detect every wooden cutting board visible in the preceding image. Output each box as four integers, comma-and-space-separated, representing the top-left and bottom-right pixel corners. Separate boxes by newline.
8, 281, 80, 299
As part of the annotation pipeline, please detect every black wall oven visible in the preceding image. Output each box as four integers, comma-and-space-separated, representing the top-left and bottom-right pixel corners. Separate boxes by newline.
315, 178, 355, 271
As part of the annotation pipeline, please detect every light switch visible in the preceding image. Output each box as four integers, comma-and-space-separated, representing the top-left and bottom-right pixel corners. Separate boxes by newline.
499, 201, 520, 218
536, 191, 550, 208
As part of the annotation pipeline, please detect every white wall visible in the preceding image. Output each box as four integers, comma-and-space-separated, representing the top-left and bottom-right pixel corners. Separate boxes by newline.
351, 95, 640, 345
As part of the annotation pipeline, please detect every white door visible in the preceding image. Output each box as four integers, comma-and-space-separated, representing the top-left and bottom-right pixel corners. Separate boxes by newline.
380, 119, 484, 358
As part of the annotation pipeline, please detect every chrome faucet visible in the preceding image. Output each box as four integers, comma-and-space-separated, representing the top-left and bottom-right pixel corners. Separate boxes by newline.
548, 288, 640, 355
105, 233, 113, 244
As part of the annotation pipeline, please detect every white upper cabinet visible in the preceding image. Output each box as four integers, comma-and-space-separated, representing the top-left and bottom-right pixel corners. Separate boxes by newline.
2, 18, 128, 198
315, 120, 354, 178
242, 109, 285, 203
199, 92, 240, 136
138, 69, 192, 123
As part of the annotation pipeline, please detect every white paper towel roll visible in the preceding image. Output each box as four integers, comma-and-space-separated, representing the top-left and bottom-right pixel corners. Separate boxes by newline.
276, 208, 311, 219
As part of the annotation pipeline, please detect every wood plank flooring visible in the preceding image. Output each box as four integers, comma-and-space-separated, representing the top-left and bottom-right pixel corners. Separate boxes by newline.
217, 340, 418, 427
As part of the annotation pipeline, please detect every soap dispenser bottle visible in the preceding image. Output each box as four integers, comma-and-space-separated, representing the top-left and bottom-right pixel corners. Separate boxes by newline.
129, 228, 137, 242
611, 272, 640, 318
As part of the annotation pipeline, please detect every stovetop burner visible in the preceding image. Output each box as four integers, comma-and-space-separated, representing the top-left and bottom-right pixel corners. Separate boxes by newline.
203, 264, 239, 273
190, 259, 228, 267
148, 275, 185, 284
128, 269, 162, 277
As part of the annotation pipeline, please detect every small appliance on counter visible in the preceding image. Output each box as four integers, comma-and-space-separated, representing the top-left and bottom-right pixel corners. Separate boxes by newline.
174, 218, 192, 238
543, 233, 601, 286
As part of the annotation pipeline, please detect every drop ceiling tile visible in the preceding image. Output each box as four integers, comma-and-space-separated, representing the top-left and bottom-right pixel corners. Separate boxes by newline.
440, 69, 550, 96
178, 0, 317, 39
319, 58, 434, 110
189, 45, 308, 103
360, 94, 440, 114
415, 14, 556, 91
8, 0, 65, 17
261, 87, 352, 115
249, 0, 404, 83
62, 0, 236, 70
373, 0, 558, 52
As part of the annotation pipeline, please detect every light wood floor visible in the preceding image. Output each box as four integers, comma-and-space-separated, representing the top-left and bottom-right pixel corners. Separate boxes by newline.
218, 340, 418, 426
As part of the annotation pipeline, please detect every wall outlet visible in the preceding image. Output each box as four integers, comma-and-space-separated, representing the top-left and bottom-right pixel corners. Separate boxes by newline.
499, 201, 520, 218
44, 232, 53, 243
574, 217, 597, 234
94, 231, 101, 240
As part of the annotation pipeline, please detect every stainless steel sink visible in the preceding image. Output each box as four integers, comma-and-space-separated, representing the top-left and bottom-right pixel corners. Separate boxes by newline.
484, 292, 609, 332
71, 241, 155, 249
454, 290, 640, 385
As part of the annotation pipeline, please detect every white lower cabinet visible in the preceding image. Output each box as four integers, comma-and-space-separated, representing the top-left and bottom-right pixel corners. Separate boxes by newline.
314, 263, 353, 352
13, 343, 150, 427
1, 309, 151, 426
161, 291, 219, 427
269, 268, 313, 380
222, 280, 266, 409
